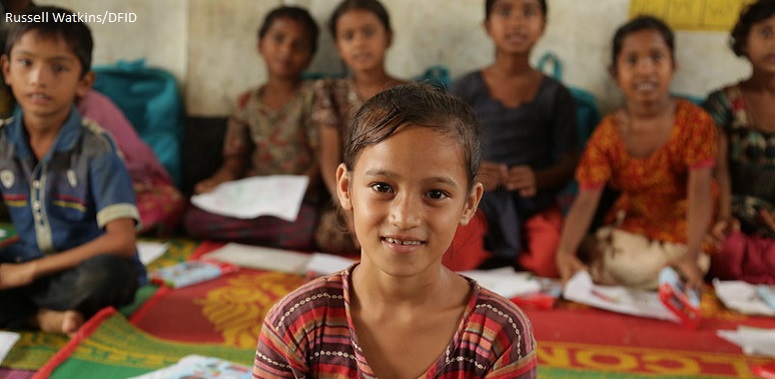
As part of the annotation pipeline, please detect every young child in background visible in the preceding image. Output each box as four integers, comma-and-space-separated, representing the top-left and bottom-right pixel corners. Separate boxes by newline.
556, 16, 716, 290
703, 0, 775, 284
78, 89, 185, 236
0, 6, 145, 334
313, 0, 404, 255
451, 0, 578, 276
184, 6, 321, 251
254, 83, 537, 379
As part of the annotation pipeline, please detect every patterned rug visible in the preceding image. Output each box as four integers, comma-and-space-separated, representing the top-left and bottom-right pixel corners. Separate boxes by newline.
130, 241, 305, 348
0, 238, 199, 371
33, 307, 253, 379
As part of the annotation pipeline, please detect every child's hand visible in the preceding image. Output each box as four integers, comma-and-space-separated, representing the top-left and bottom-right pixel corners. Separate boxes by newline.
710, 217, 740, 246
668, 256, 704, 291
194, 171, 236, 194
194, 178, 221, 194
477, 161, 507, 191
758, 208, 775, 234
505, 165, 536, 197
556, 252, 587, 286
0, 262, 36, 290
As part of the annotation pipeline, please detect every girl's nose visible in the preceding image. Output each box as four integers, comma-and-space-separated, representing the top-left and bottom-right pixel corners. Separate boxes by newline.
388, 193, 421, 230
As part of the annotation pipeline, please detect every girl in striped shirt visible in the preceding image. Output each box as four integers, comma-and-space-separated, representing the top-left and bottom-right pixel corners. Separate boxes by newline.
254, 83, 537, 379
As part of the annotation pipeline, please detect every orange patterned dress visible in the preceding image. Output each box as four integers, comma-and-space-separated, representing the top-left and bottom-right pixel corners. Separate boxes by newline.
576, 99, 717, 244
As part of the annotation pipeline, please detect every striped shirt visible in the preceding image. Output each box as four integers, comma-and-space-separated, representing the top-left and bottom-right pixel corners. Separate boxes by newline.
254, 265, 537, 378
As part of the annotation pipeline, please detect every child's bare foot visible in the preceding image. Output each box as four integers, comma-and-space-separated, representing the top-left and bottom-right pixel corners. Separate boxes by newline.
35, 309, 84, 336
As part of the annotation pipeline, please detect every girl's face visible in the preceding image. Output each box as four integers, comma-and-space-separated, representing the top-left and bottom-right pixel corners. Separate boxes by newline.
258, 17, 314, 80
613, 29, 675, 106
336, 125, 482, 278
485, 0, 545, 56
334, 9, 391, 73
744, 15, 775, 74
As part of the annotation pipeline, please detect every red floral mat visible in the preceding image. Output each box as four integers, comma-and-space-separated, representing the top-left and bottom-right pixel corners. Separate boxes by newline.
130, 241, 775, 377
129, 241, 305, 348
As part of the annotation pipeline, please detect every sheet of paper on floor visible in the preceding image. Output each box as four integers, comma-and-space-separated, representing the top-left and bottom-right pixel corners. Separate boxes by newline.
713, 280, 775, 316
127, 354, 251, 379
461, 267, 542, 299
717, 326, 775, 358
201, 242, 310, 274
137, 241, 168, 266
563, 270, 678, 322
190, 175, 308, 221
305, 253, 356, 277
0, 331, 20, 365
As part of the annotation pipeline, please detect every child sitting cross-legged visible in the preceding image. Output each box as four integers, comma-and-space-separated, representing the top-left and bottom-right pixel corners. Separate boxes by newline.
0, 6, 146, 335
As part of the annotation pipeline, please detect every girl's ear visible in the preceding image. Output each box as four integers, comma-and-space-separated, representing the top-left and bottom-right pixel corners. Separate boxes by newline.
385, 31, 393, 48
459, 182, 484, 226
336, 163, 353, 211
608, 65, 617, 80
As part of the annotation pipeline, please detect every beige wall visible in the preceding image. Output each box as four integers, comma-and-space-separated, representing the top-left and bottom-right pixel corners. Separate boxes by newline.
40, 0, 751, 116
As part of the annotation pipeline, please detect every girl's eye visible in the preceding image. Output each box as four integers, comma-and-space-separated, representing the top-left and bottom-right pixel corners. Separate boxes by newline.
340, 30, 354, 41
651, 53, 663, 62
427, 190, 448, 200
53, 64, 66, 73
498, 9, 511, 18
760, 27, 773, 38
371, 182, 392, 193
363, 26, 375, 38
272, 33, 284, 43
17, 58, 31, 66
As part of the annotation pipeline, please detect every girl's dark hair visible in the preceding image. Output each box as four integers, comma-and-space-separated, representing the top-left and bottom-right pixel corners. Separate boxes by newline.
730, 0, 775, 57
611, 15, 675, 69
328, 0, 392, 39
344, 83, 481, 189
485, 0, 547, 20
257, 6, 320, 54
4, 6, 93, 77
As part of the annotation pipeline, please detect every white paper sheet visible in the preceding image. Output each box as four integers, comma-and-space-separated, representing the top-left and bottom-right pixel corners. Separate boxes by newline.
0, 229, 6, 238
137, 241, 168, 266
305, 253, 356, 277
128, 354, 251, 379
0, 331, 20, 365
713, 280, 775, 316
190, 175, 308, 221
461, 268, 542, 299
563, 270, 678, 322
718, 326, 775, 357
201, 242, 311, 274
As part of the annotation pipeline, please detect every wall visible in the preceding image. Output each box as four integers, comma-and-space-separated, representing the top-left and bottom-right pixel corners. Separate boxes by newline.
40, 0, 751, 116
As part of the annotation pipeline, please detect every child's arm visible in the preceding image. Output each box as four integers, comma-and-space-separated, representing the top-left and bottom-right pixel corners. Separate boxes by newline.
534, 151, 578, 190
556, 188, 602, 283
0, 218, 136, 290
672, 166, 713, 290
318, 125, 341, 197
194, 156, 247, 194
505, 151, 578, 196
711, 130, 737, 241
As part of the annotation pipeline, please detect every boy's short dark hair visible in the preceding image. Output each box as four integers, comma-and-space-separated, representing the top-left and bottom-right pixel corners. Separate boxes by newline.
257, 6, 320, 55
4, 6, 93, 77
485, 0, 547, 20
730, 0, 775, 57
345, 83, 481, 189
